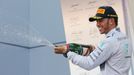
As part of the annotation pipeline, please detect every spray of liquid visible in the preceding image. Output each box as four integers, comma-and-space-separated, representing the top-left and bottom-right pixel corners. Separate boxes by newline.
0, 10, 55, 49
0, 23, 55, 49
29, 25, 55, 48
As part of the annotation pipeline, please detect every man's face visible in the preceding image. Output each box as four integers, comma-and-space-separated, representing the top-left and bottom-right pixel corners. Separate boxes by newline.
96, 18, 111, 34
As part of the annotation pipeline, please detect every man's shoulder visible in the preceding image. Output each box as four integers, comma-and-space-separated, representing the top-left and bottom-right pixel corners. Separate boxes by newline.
104, 33, 127, 48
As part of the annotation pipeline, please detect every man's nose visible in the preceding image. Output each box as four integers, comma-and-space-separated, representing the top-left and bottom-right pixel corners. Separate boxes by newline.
96, 22, 100, 27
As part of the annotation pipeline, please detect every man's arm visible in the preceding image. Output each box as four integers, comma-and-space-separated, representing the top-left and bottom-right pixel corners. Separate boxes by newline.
67, 40, 117, 70
54, 43, 95, 56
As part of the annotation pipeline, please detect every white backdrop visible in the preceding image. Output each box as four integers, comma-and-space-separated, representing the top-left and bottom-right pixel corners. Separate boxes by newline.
60, 0, 129, 75
123, 0, 134, 75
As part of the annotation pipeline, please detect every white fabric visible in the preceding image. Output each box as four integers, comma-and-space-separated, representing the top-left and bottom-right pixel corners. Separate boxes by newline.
67, 28, 132, 75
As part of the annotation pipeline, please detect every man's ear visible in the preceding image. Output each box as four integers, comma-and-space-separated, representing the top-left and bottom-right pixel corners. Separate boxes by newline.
109, 18, 115, 26
109, 18, 116, 27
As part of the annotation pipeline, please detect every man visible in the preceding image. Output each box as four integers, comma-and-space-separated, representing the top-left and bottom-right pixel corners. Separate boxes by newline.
54, 6, 131, 75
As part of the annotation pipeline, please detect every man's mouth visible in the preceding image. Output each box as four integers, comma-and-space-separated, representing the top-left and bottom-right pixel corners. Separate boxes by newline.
98, 27, 102, 31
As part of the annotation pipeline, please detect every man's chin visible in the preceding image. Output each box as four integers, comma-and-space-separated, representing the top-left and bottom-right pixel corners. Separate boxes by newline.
100, 32, 104, 34
99, 30, 105, 34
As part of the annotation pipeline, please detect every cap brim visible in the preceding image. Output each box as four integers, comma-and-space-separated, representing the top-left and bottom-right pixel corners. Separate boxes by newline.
89, 16, 102, 22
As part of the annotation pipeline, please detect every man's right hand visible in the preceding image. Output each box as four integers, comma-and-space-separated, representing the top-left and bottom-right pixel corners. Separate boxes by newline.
54, 43, 95, 55
54, 46, 68, 54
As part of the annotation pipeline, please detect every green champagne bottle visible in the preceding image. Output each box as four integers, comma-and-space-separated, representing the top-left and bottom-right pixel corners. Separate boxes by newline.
67, 43, 83, 55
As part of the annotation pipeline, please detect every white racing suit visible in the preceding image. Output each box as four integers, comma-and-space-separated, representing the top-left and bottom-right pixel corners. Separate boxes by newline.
67, 28, 132, 75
